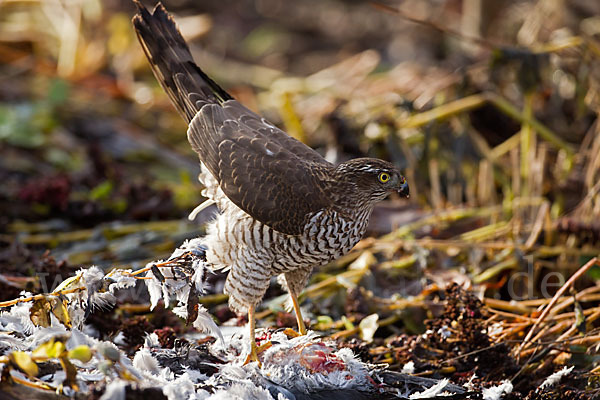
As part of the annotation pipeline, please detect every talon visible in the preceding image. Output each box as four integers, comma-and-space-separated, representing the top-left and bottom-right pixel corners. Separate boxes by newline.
257, 341, 272, 353
244, 345, 260, 366
243, 341, 271, 367
283, 328, 302, 338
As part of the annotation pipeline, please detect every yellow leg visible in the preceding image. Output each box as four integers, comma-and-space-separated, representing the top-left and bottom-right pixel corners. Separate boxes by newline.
243, 306, 272, 366
290, 291, 307, 335
244, 305, 260, 365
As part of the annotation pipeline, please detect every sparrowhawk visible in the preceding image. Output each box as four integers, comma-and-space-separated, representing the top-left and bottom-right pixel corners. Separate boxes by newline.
133, 1, 409, 364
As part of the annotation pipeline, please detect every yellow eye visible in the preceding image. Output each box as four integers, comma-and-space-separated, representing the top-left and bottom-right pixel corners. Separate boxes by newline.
378, 172, 391, 183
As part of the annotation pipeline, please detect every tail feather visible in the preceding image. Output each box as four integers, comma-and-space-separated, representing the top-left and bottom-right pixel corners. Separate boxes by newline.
132, 1, 232, 123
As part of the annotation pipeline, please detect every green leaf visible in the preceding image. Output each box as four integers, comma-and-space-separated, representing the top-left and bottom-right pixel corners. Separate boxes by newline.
11, 351, 39, 377
33, 339, 66, 359
67, 345, 93, 363
32, 339, 55, 359
47, 79, 70, 106
90, 180, 113, 201
0, 104, 45, 148
586, 265, 600, 281
47, 340, 66, 358
317, 315, 333, 325
341, 315, 354, 330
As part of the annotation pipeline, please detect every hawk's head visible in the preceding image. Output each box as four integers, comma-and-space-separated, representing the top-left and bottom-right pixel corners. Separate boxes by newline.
334, 158, 409, 203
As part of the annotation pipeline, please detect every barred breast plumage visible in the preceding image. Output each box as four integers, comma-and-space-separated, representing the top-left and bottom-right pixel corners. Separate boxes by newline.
202, 163, 374, 313
133, 1, 409, 361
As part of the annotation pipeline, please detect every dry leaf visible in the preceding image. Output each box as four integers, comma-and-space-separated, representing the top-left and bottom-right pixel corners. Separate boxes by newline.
50, 297, 72, 328
29, 297, 51, 328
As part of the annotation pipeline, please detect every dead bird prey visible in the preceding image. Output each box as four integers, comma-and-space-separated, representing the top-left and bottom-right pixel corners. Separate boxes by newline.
132, 1, 409, 364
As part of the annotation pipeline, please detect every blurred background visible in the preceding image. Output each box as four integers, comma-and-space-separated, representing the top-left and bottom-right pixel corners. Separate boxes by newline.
1, 0, 600, 370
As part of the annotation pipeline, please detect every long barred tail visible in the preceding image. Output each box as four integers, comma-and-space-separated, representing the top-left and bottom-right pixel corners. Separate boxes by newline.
132, 1, 232, 123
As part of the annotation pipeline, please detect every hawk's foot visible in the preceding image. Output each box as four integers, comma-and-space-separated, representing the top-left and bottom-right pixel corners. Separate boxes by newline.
243, 341, 272, 367
283, 328, 302, 338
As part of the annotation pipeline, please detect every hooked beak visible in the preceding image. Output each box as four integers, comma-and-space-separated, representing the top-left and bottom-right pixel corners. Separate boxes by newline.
398, 178, 410, 198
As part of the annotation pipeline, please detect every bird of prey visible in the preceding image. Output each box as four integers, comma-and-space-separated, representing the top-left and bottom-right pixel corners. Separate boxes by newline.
132, 1, 409, 364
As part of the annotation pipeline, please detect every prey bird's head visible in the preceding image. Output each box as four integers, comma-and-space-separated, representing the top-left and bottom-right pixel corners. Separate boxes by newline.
334, 158, 409, 204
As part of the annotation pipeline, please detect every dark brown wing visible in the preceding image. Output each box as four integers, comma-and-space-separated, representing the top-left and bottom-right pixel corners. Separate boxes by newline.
188, 102, 333, 235
133, 2, 333, 235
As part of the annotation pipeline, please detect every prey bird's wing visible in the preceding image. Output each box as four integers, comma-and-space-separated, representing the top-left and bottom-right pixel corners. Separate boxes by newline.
133, 2, 333, 235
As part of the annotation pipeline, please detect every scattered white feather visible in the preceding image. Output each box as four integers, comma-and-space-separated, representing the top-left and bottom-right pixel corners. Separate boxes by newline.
161, 279, 172, 308
80, 266, 105, 295
482, 380, 513, 400
68, 306, 86, 329
192, 305, 224, 344
144, 332, 161, 348
192, 262, 208, 293
0, 300, 35, 335
70, 266, 118, 312
188, 199, 216, 221
163, 372, 196, 400
359, 313, 379, 343
145, 267, 163, 310
183, 368, 210, 384
29, 325, 69, 348
89, 292, 117, 311
172, 305, 188, 319
158, 365, 176, 382
538, 366, 574, 391
463, 374, 477, 390
112, 331, 127, 346
100, 379, 127, 400
487, 323, 503, 337
133, 348, 160, 374
219, 363, 249, 381
401, 361, 415, 374
77, 371, 105, 382
175, 284, 191, 305
209, 382, 273, 400
67, 328, 97, 349
40, 369, 66, 388
171, 237, 206, 259
0, 241, 479, 399
409, 378, 450, 399
437, 325, 452, 339
106, 269, 137, 293
0, 333, 27, 351
82, 323, 100, 339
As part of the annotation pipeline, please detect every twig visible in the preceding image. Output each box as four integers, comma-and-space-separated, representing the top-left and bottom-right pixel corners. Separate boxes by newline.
517, 257, 599, 356
0, 287, 86, 309
524, 201, 549, 250
126, 252, 191, 277
398, 94, 487, 129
